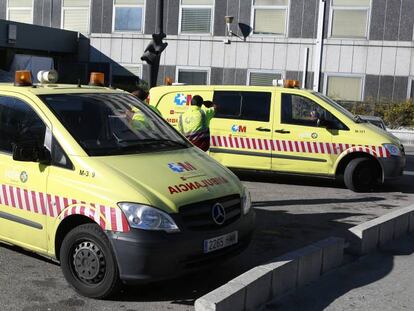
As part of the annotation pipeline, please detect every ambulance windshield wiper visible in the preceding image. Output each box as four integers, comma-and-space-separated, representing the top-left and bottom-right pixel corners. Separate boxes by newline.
139, 138, 189, 148
119, 138, 189, 148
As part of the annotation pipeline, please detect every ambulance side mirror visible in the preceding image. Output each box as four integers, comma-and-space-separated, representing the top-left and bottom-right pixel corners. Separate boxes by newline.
12, 142, 51, 165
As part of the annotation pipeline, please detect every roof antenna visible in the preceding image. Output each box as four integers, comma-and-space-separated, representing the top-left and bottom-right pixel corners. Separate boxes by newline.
77, 79, 81, 88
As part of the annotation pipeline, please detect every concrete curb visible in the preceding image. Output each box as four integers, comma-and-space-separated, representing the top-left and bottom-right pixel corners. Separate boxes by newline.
348, 205, 414, 255
194, 237, 344, 311
195, 204, 414, 311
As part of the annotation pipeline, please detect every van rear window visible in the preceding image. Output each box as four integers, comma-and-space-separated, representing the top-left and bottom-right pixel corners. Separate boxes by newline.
213, 91, 271, 122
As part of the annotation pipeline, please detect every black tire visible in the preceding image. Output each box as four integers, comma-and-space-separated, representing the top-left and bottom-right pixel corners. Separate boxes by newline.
344, 157, 381, 192
60, 223, 121, 299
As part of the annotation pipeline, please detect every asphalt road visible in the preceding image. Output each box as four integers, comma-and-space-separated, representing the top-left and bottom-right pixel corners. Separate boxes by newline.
267, 234, 414, 311
0, 150, 413, 311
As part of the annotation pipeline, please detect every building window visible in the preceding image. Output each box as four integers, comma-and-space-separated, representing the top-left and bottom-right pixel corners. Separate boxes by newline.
248, 71, 283, 86
61, 0, 90, 34
179, 0, 214, 34
252, 0, 289, 36
113, 0, 144, 33
7, 0, 33, 24
330, 0, 370, 39
177, 68, 209, 85
326, 75, 364, 102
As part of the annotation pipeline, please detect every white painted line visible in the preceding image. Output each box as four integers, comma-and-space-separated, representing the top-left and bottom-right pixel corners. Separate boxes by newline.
404, 171, 414, 176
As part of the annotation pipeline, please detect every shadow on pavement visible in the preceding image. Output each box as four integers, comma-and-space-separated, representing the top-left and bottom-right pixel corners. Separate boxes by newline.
233, 169, 342, 189
233, 153, 414, 194
267, 235, 414, 311
113, 209, 369, 305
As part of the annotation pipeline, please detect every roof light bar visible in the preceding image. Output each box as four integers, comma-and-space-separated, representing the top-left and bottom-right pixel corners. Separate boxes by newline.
89, 72, 105, 86
15, 70, 32, 86
37, 70, 58, 84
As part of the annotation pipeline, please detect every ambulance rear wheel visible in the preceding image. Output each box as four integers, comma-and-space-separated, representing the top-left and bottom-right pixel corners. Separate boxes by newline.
60, 223, 121, 299
344, 158, 380, 192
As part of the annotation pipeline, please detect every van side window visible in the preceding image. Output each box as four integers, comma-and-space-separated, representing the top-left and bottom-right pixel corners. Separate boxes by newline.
213, 91, 271, 122
281, 94, 348, 130
51, 137, 74, 170
0, 96, 46, 153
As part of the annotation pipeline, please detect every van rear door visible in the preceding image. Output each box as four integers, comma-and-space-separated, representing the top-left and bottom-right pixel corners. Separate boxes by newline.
209, 90, 275, 170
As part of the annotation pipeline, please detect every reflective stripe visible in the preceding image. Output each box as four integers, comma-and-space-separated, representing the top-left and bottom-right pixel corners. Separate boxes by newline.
210, 135, 389, 158
0, 184, 130, 232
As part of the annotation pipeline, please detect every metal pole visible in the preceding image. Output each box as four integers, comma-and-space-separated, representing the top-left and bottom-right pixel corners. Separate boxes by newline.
156, 0, 164, 34
313, 0, 325, 92
302, 48, 309, 89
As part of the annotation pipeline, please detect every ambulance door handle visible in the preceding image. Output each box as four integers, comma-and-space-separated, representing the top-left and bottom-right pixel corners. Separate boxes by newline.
275, 129, 290, 134
256, 127, 271, 132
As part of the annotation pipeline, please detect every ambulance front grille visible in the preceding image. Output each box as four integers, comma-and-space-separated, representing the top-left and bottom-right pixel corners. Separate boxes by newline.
179, 195, 241, 231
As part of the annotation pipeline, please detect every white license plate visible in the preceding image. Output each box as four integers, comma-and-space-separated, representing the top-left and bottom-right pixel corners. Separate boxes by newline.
203, 231, 238, 253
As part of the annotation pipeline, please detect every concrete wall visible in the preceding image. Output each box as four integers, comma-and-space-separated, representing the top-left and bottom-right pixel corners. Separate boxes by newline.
2, 0, 414, 101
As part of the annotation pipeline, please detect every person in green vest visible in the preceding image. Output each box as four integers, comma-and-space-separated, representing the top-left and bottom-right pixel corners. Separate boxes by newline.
178, 95, 215, 151
131, 87, 161, 116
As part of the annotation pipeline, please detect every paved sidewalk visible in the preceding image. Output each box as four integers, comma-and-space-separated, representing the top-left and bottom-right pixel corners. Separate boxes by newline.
266, 234, 414, 311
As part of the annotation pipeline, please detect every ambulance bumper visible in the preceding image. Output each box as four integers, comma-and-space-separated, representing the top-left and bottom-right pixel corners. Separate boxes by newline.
106, 210, 255, 284
380, 154, 406, 180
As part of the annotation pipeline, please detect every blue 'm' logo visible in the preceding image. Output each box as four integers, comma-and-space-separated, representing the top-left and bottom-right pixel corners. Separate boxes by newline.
168, 163, 185, 173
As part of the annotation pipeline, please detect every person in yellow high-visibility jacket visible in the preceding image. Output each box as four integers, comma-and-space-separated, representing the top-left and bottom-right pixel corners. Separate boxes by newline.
178, 95, 215, 151
126, 106, 150, 131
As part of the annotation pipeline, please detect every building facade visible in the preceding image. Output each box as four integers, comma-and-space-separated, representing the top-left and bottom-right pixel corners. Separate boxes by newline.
1, 0, 414, 102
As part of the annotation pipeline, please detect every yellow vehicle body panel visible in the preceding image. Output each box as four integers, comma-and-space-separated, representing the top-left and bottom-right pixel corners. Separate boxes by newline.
150, 85, 402, 178
0, 83, 243, 259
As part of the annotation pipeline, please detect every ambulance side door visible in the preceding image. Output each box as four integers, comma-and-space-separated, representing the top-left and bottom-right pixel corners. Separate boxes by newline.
0, 94, 49, 252
209, 90, 274, 170
271, 90, 334, 174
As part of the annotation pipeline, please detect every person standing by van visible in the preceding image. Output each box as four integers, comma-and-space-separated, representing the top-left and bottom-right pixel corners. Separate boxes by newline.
131, 87, 161, 115
178, 95, 215, 151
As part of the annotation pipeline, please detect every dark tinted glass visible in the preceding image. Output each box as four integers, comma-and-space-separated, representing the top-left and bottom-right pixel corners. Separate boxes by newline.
281, 93, 347, 130
0, 96, 45, 153
213, 91, 271, 122
40, 93, 189, 156
178, 71, 208, 85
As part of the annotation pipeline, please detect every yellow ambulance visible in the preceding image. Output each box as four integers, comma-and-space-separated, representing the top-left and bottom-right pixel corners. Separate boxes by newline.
150, 81, 406, 192
0, 71, 254, 298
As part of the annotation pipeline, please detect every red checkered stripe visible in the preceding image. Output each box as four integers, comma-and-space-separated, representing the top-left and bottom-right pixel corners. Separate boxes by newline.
210, 136, 390, 158
0, 184, 130, 232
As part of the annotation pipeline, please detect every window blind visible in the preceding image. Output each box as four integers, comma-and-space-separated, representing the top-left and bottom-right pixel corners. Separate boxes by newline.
254, 9, 286, 34
63, 9, 89, 33
181, 8, 212, 33
249, 72, 282, 86
327, 76, 362, 101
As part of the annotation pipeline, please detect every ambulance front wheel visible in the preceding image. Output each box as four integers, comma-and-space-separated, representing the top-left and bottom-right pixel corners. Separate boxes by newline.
344, 157, 380, 192
60, 223, 121, 299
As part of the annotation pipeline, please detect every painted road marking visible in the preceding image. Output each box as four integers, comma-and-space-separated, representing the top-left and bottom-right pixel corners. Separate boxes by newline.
404, 171, 414, 176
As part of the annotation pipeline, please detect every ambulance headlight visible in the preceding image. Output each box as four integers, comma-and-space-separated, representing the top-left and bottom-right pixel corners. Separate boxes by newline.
383, 144, 401, 156
118, 203, 180, 233
242, 187, 252, 215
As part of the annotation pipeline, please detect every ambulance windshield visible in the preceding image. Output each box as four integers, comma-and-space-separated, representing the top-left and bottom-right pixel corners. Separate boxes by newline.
40, 93, 190, 156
